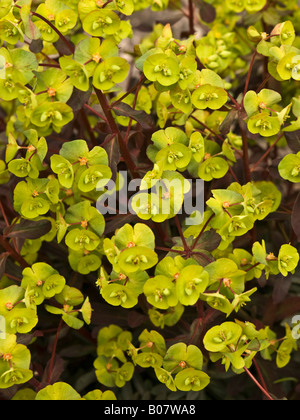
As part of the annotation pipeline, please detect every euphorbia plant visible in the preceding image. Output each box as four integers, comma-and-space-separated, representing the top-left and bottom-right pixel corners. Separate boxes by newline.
0, 0, 300, 401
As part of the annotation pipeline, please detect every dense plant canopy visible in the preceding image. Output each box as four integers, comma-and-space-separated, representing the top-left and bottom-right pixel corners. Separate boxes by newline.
0, 0, 300, 401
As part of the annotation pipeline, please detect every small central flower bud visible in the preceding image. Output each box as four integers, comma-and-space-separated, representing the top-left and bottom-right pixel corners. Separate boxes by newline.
5, 302, 13, 310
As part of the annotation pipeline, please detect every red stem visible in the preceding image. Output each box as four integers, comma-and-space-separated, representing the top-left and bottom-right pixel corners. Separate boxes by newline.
242, 50, 258, 106
175, 215, 189, 252
155, 246, 185, 254
124, 75, 145, 145
80, 108, 97, 147
251, 132, 284, 173
38, 63, 60, 68
238, 117, 251, 183
0, 201, 18, 252
0, 235, 29, 268
84, 104, 108, 124
191, 115, 224, 144
47, 318, 64, 384
191, 214, 215, 250
253, 357, 269, 393
94, 88, 140, 179
14, 5, 75, 55
188, 0, 195, 35
243, 366, 274, 401
110, 75, 146, 109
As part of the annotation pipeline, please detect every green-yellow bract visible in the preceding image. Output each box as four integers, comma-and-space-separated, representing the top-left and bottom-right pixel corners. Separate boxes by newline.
279, 152, 300, 183
0, 0, 300, 401
93, 57, 130, 91
143, 53, 180, 86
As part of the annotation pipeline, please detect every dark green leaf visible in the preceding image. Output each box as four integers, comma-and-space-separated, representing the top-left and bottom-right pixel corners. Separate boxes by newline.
285, 129, 300, 154
4, 219, 52, 239
113, 103, 155, 131
193, 229, 221, 252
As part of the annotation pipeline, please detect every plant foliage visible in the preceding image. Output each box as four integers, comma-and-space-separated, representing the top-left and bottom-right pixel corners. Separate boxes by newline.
0, 0, 300, 401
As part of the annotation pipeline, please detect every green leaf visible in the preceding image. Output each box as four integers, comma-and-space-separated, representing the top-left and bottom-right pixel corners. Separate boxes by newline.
244, 89, 282, 117
102, 284, 138, 308
189, 132, 205, 163
155, 143, 192, 171
78, 165, 112, 192
59, 56, 90, 92
277, 53, 300, 81
65, 228, 101, 252
55, 9, 78, 34
35, 383, 81, 400
143, 275, 178, 309
113, 0, 134, 15
10, 48, 38, 84
62, 312, 84, 330
143, 53, 180, 87
0, 368, 33, 389
65, 201, 105, 237
198, 68, 225, 88
276, 339, 294, 368
0, 0, 12, 19
178, 57, 197, 90
279, 153, 300, 183
138, 329, 166, 356
80, 297, 92, 324
5, 133, 19, 163
0, 21, 24, 45
83, 9, 121, 37
74, 38, 118, 75
151, 127, 189, 150
198, 156, 229, 181
0, 286, 24, 316
93, 57, 130, 91
277, 21, 295, 46
278, 244, 299, 277
176, 265, 209, 306
94, 356, 118, 387
31, 102, 74, 131
6, 308, 38, 334
115, 362, 134, 387
245, 0, 266, 12
163, 343, 204, 373
201, 292, 233, 315
56, 286, 84, 307
226, 0, 245, 13
247, 113, 281, 137
51, 155, 74, 189
12, 389, 37, 400
19, 4, 41, 40
174, 368, 210, 392
42, 274, 66, 298
203, 322, 243, 352
192, 85, 228, 110
134, 352, 163, 368
155, 367, 177, 391
21, 197, 50, 220
8, 158, 39, 179
83, 390, 117, 400
118, 246, 158, 274
60, 140, 89, 163
114, 223, 155, 250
